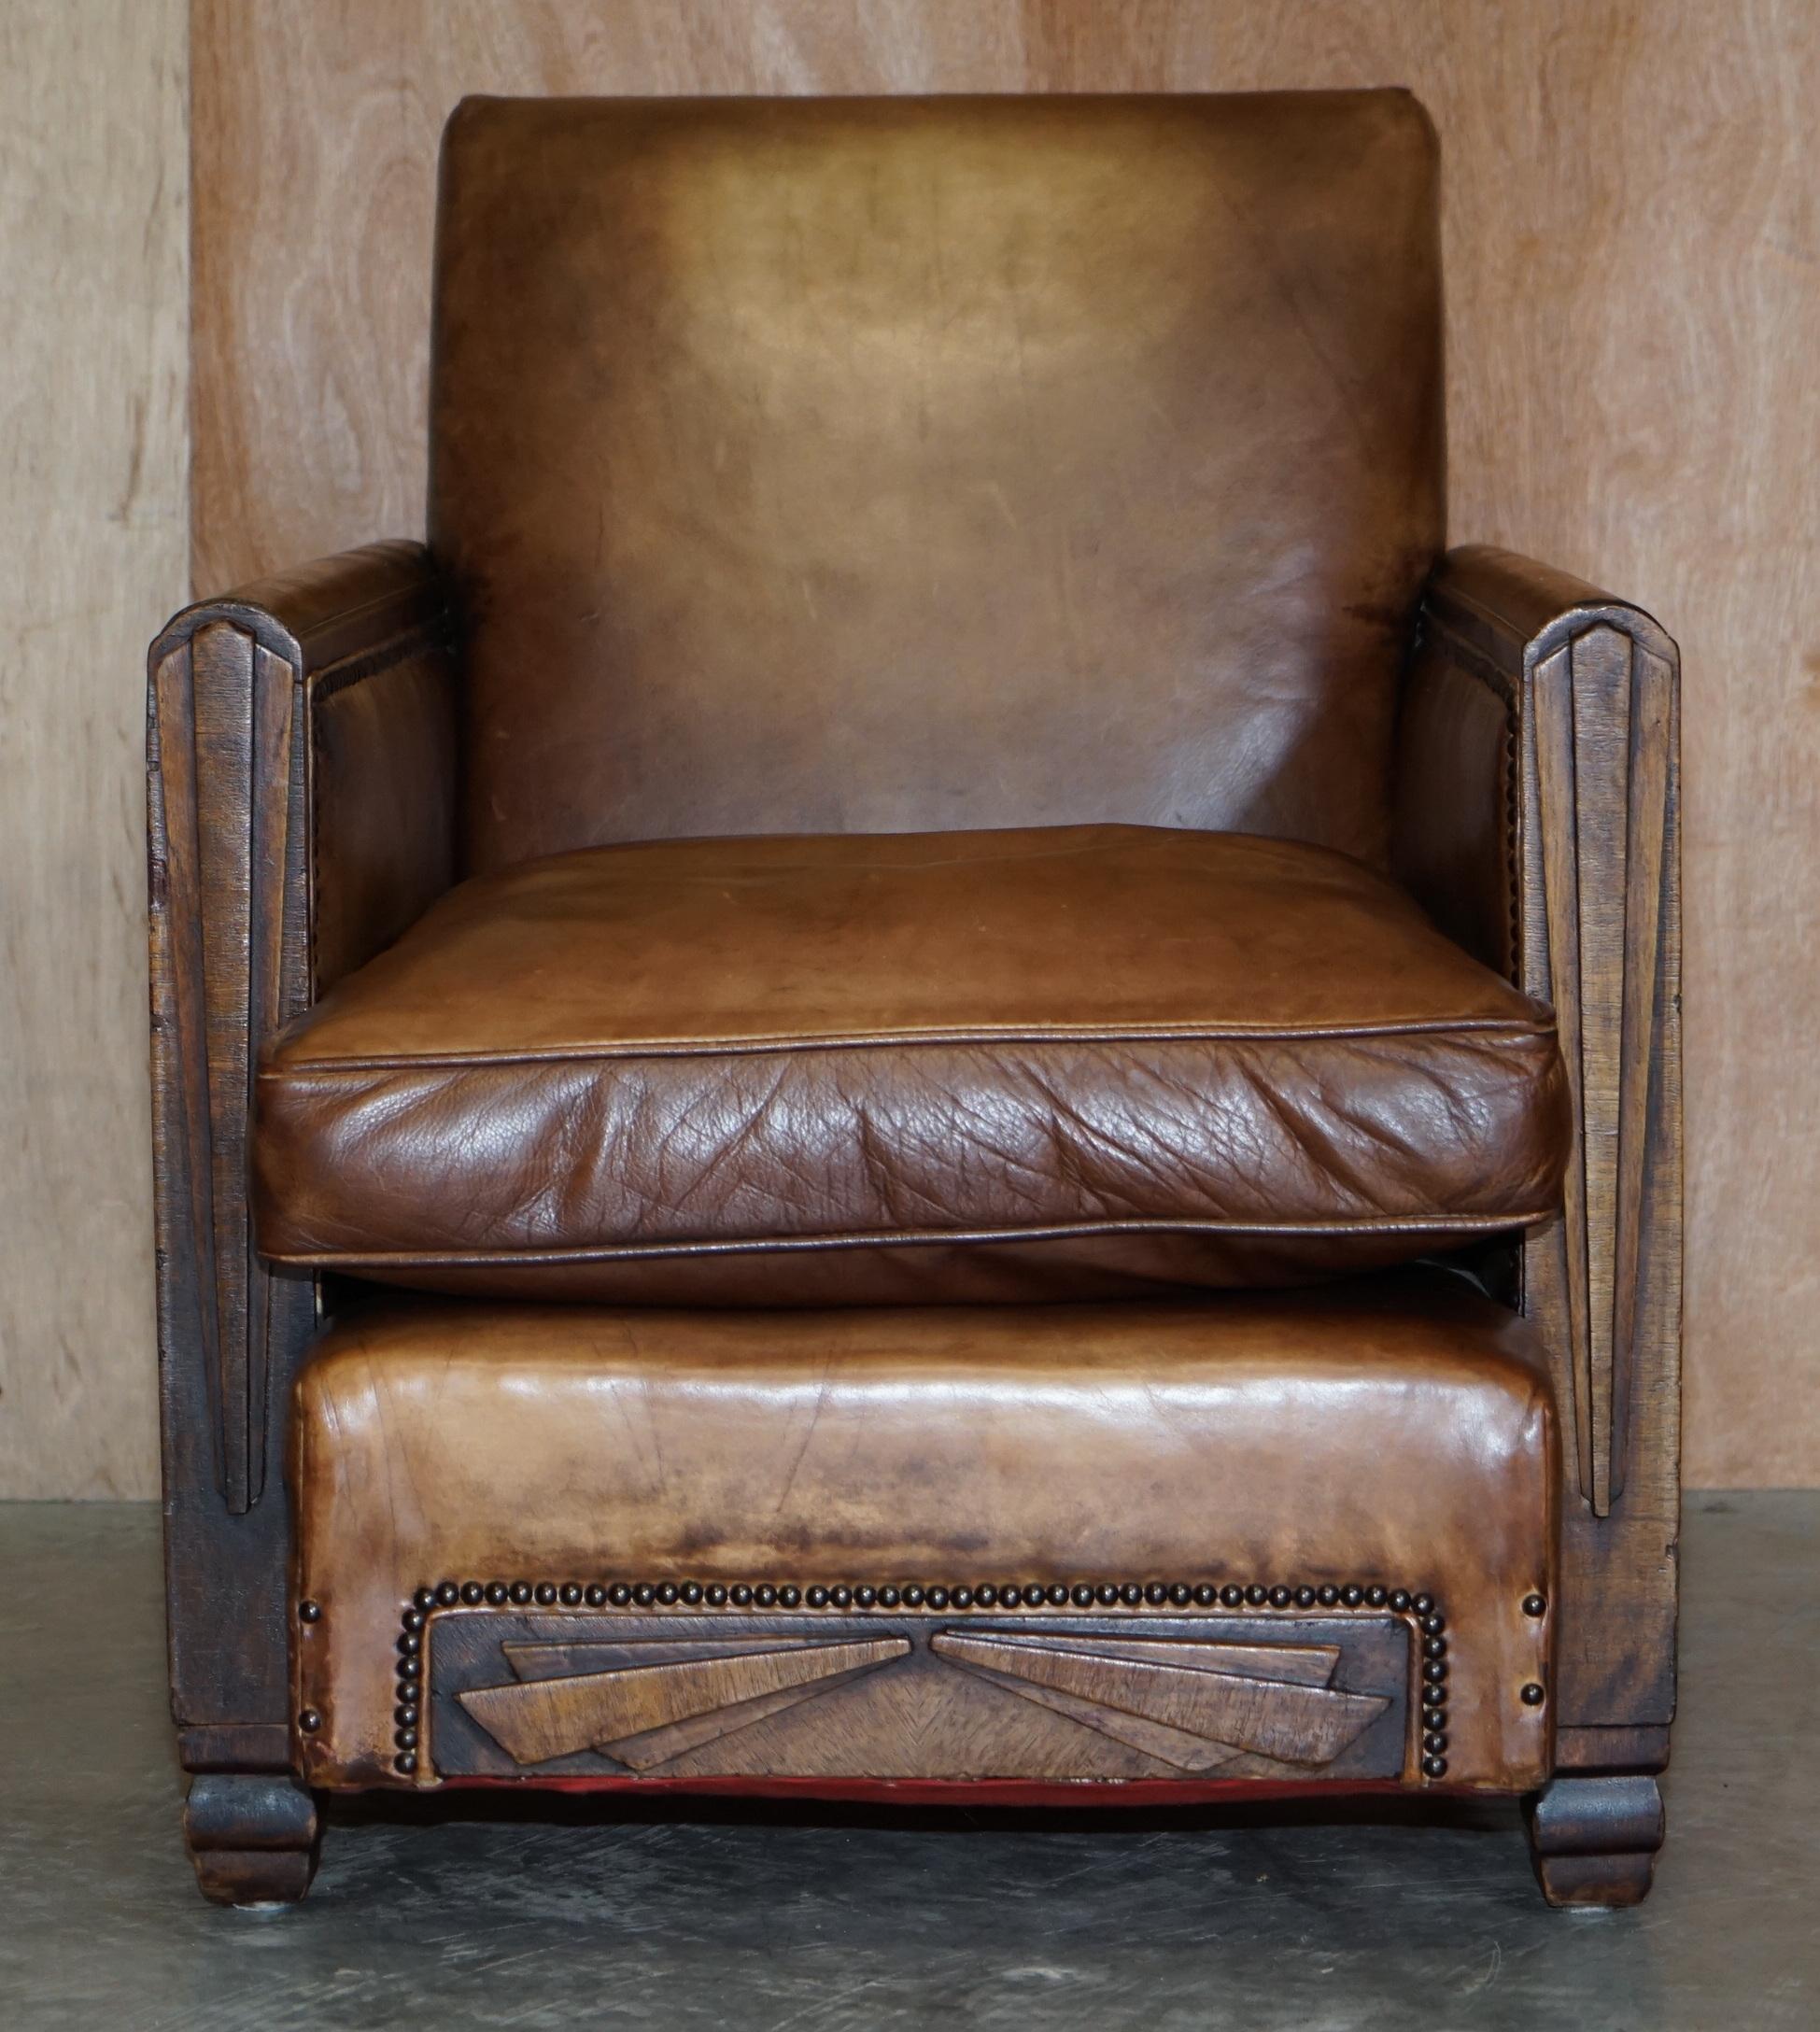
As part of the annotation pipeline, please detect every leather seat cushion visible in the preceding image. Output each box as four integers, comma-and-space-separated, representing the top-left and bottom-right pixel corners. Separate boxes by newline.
254, 825, 1571, 1303
289, 1277, 1558, 1791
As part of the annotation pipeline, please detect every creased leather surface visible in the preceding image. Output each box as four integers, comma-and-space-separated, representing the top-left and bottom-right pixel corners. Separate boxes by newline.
255, 826, 1569, 1300
290, 1276, 1558, 1790
431, 92, 1443, 872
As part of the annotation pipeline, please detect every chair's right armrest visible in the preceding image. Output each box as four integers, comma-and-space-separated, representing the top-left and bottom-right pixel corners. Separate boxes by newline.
148, 537, 459, 1768
148, 539, 458, 1538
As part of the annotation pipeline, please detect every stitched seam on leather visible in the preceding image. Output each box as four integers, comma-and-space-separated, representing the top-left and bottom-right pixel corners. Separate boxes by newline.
262, 1018, 1559, 1077
265, 1209, 1557, 1268
309, 615, 452, 702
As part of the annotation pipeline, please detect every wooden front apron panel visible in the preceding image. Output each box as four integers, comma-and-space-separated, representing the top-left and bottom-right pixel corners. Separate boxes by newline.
420, 1609, 1417, 1785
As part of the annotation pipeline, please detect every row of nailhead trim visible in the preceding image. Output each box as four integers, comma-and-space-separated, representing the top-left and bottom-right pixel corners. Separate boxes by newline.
305, 1576, 1486, 1784
416, 1575, 1439, 1615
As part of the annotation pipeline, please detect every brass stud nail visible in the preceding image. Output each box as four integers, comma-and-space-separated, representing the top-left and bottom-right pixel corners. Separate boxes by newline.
1523, 1593, 1546, 1618
778, 1586, 802, 1608
1521, 1682, 1545, 1707
298, 1709, 321, 1734
298, 1600, 322, 1624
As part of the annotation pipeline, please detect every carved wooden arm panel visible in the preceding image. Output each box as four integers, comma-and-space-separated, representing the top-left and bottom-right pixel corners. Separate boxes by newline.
147, 543, 457, 1517
1396, 544, 1681, 1747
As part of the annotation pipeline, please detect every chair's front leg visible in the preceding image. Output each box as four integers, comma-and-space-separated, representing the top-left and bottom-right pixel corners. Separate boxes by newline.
148, 542, 457, 1806
1396, 544, 1682, 1794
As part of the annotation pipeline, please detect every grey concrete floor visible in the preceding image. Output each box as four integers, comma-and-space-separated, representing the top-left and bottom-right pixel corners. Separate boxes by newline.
0, 1493, 1813, 2030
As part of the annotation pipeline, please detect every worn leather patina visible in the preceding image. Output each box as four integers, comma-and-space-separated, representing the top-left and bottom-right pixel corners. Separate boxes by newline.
254, 826, 1570, 1302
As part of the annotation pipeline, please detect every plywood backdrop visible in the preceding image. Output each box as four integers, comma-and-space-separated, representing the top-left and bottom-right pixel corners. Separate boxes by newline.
3, 1, 1813, 1491
0, 0, 186, 1498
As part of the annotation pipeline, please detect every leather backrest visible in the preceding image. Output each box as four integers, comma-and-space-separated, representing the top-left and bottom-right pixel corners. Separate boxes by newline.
430, 92, 1444, 873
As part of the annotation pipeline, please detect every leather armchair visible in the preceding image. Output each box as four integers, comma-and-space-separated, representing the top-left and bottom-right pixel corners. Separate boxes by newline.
148, 92, 1678, 1909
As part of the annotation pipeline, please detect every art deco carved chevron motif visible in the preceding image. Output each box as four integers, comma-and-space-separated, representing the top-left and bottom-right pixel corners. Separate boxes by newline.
459, 1635, 910, 1770
1530, 623, 1679, 1513
929, 1631, 1389, 1771
450, 1620, 1395, 1779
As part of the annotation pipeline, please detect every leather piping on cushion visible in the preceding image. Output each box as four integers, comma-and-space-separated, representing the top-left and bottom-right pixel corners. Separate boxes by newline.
289, 1275, 1558, 1792
253, 826, 1572, 1304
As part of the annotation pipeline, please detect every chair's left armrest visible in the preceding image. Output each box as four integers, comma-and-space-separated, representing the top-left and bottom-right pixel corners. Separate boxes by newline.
148, 539, 457, 1535
1393, 543, 1682, 1757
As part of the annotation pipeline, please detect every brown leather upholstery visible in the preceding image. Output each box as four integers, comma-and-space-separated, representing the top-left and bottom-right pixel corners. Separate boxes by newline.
290, 1277, 1557, 1792
254, 826, 1570, 1303
309, 638, 459, 995
1393, 544, 1661, 981
431, 92, 1443, 874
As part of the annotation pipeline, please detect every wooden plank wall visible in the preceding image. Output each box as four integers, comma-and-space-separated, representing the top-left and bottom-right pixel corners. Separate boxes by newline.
3, 1, 1812, 1489
0, 1, 188, 1497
